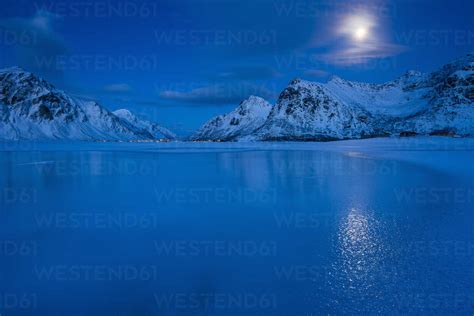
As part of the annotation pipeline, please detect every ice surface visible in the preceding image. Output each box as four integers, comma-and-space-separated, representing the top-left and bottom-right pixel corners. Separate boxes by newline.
1, 136, 473, 314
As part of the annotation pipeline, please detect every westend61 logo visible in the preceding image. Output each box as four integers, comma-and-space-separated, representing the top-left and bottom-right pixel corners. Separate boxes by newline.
273, 53, 399, 72
395, 29, 474, 47
273, 265, 331, 281
34, 54, 160, 72
394, 187, 474, 204
406, 240, 474, 256
154, 29, 277, 46
0, 29, 38, 46
394, 293, 474, 312
273, 211, 335, 229
154, 187, 277, 204
154, 240, 277, 257
0, 241, 38, 257
0, 293, 37, 312
273, 0, 397, 18
34, 265, 159, 281
34, 211, 161, 229
1, 188, 37, 204
153, 292, 277, 311
28, 159, 160, 176
272, 158, 399, 176
33, 1, 161, 18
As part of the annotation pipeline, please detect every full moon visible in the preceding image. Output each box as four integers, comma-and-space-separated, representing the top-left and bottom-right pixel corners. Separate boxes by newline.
354, 27, 368, 40
338, 13, 374, 42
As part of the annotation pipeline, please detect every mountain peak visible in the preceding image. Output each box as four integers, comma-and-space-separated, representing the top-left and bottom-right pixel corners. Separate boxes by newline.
328, 75, 345, 83
243, 95, 267, 104
113, 108, 133, 119
289, 77, 317, 86
0, 66, 53, 91
191, 96, 272, 141
289, 78, 302, 84
256, 53, 474, 141
401, 70, 422, 78
287, 78, 322, 90
0, 68, 175, 141
0, 66, 28, 74
392, 70, 424, 85
437, 53, 474, 73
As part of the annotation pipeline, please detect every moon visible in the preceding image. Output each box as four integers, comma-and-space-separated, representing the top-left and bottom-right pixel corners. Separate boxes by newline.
338, 13, 374, 42
354, 27, 368, 41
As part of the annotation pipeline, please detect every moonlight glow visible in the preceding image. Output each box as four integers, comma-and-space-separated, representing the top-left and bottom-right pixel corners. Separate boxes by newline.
354, 27, 368, 40
339, 13, 375, 42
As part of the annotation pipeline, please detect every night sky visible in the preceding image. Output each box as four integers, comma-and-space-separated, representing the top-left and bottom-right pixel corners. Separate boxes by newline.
1, 0, 473, 135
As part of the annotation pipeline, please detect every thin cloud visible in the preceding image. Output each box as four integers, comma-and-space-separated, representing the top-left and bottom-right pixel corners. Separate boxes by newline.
303, 69, 330, 78
0, 10, 67, 79
213, 66, 282, 81
159, 82, 275, 106
103, 83, 133, 93
309, 5, 408, 66
315, 41, 408, 66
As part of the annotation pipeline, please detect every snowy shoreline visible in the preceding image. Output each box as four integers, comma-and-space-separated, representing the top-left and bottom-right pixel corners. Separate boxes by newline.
2, 136, 474, 152
4, 137, 473, 176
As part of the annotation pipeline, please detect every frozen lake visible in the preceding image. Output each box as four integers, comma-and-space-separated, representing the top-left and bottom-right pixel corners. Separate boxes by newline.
1, 138, 474, 315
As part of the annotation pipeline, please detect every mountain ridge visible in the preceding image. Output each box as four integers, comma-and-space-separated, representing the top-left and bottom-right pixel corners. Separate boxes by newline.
0, 67, 174, 141
1, 53, 473, 142
192, 53, 474, 141
190, 95, 271, 141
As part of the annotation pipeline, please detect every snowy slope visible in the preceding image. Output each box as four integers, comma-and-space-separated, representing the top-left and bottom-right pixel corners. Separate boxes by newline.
256, 78, 379, 141
191, 53, 473, 142
191, 96, 272, 141
113, 109, 176, 140
0, 67, 174, 141
255, 53, 474, 141
393, 54, 474, 135
324, 72, 430, 118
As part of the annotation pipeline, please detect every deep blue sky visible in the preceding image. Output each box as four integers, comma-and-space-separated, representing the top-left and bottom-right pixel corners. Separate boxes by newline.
1, 0, 473, 134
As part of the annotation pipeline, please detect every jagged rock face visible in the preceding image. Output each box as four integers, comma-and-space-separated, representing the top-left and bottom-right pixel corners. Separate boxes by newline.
0, 68, 85, 125
393, 54, 474, 135
0, 67, 174, 141
257, 79, 378, 141
191, 96, 272, 141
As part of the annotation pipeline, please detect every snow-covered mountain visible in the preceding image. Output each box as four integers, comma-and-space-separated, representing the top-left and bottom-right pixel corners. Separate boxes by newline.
0, 67, 174, 141
190, 96, 271, 141
192, 53, 474, 141
391, 55, 474, 136
256, 78, 379, 141
113, 109, 176, 140
258, 54, 474, 141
